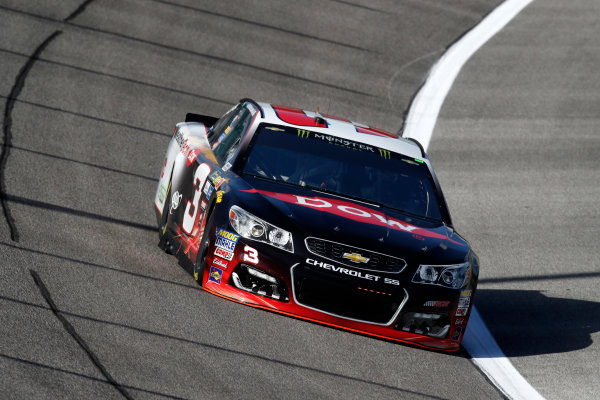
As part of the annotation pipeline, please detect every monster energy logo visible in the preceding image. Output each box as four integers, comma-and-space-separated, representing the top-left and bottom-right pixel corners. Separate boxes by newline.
297, 129, 310, 138
378, 148, 391, 159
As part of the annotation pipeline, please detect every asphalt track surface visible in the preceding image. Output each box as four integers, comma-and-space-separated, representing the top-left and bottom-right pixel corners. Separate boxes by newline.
431, 0, 600, 398
0, 1, 597, 399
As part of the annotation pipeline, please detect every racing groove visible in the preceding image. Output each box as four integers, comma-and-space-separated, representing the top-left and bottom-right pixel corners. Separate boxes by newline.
1, 1, 507, 399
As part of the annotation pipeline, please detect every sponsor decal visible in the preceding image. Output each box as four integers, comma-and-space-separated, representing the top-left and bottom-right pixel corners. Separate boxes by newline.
215, 229, 239, 253
200, 200, 207, 211
297, 129, 310, 138
456, 307, 468, 317
306, 258, 399, 285
209, 172, 225, 189
212, 257, 228, 269
160, 157, 167, 178
313, 132, 375, 153
174, 130, 185, 148
243, 245, 259, 264
378, 148, 391, 159
216, 190, 224, 203
458, 296, 471, 308
342, 252, 369, 264
402, 158, 419, 166
158, 185, 167, 203
181, 139, 190, 156
266, 126, 285, 132
170, 191, 183, 214
203, 181, 214, 199
423, 300, 450, 308
455, 318, 464, 325
209, 266, 223, 284
460, 289, 472, 298
187, 148, 200, 167
214, 246, 234, 261
412, 234, 425, 241
215, 236, 236, 252
242, 189, 463, 244
451, 326, 463, 342
217, 229, 240, 242
222, 162, 232, 171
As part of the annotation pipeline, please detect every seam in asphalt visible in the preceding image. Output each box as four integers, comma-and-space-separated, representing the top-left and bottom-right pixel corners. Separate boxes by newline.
30, 270, 135, 400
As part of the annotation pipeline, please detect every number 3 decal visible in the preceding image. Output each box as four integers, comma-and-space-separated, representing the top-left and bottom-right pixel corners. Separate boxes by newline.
243, 245, 259, 264
182, 163, 211, 234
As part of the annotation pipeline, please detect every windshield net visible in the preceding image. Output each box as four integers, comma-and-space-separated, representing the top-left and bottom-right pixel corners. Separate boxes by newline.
242, 124, 443, 220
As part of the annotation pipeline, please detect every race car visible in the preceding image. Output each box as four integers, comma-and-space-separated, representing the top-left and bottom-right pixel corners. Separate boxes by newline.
154, 98, 479, 351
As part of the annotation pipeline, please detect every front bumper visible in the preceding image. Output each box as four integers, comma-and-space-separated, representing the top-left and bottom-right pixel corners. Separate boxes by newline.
201, 228, 475, 351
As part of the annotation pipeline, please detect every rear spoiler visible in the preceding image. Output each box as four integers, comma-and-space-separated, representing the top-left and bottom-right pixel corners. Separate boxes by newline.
185, 113, 219, 127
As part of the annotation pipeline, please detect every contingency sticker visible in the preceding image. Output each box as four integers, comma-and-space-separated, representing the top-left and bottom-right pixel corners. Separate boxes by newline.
214, 247, 234, 261
215, 229, 239, 252
209, 266, 223, 284
451, 326, 463, 342
212, 257, 228, 269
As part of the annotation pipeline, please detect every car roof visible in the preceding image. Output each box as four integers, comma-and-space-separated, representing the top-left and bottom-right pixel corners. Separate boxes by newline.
254, 102, 425, 160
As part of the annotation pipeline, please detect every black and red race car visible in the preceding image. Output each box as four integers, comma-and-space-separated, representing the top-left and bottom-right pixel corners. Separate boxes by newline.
154, 99, 478, 351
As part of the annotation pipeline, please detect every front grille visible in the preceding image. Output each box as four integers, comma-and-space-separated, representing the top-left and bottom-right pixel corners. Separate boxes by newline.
305, 237, 406, 273
292, 264, 408, 325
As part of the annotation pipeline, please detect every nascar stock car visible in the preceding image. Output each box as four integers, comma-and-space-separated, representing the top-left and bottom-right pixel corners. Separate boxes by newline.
154, 98, 479, 351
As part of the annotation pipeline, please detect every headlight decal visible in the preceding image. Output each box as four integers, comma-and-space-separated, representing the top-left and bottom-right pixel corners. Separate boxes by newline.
412, 262, 471, 289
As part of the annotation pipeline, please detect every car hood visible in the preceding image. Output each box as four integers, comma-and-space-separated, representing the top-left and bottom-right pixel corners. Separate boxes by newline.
232, 176, 469, 264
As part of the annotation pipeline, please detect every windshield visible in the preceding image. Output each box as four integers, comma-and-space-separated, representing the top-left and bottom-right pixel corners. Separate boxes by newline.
242, 124, 444, 220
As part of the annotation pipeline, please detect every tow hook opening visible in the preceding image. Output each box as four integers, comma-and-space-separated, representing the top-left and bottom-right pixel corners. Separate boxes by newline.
231, 264, 289, 302
395, 312, 450, 338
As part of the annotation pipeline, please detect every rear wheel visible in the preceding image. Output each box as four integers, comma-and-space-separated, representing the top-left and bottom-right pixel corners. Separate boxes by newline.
158, 180, 175, 254
193, 210, 215, 285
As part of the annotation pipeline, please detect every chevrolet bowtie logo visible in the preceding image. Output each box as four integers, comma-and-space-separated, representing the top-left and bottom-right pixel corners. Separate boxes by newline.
343, 252, 369, 263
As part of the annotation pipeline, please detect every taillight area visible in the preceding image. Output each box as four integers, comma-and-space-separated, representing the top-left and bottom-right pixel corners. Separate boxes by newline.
230, 264, 289, 302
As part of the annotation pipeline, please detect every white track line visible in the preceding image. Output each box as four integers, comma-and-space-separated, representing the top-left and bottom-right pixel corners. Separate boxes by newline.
402, 0, 535, 150
401, 0, 544, 399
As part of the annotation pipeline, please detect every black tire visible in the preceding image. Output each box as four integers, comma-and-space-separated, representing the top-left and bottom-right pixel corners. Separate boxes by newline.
193, 209, 215, 285
158, 180, 174, 254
